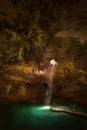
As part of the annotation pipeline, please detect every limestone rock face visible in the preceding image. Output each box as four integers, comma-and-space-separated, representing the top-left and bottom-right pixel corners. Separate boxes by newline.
18, 86, 26, 97
0, 63, 87, 104
0, 1, 87, 105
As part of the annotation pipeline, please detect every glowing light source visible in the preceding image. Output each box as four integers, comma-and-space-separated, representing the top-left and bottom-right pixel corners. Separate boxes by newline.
50, 59, 57, 66
42, 106, 51, 110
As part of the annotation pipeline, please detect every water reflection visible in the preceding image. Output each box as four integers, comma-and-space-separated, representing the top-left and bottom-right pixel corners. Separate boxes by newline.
0, 104, 86, 130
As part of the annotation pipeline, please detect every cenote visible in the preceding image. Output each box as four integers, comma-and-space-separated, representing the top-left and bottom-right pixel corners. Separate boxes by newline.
0, 103, 87, 130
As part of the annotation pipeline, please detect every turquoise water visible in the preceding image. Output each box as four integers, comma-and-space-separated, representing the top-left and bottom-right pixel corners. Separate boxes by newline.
0, 103, 87, 130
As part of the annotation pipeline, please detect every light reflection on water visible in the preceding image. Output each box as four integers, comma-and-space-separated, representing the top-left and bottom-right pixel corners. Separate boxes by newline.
0, 104, 87, 130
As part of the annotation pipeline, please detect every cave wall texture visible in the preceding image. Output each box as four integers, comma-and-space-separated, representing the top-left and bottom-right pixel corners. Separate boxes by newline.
0, 0, 87, 104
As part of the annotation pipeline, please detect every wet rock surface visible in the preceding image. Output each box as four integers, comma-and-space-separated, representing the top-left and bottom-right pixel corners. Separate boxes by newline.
0, 63, 87, 104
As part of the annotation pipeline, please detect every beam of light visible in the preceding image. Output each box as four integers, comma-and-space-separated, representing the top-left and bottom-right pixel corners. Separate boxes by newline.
50, 59, 57, 66
44, 59, 57, 105
42, 106, 51, 110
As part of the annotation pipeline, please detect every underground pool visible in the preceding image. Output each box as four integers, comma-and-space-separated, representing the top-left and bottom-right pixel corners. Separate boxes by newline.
0, 103, 87, 130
